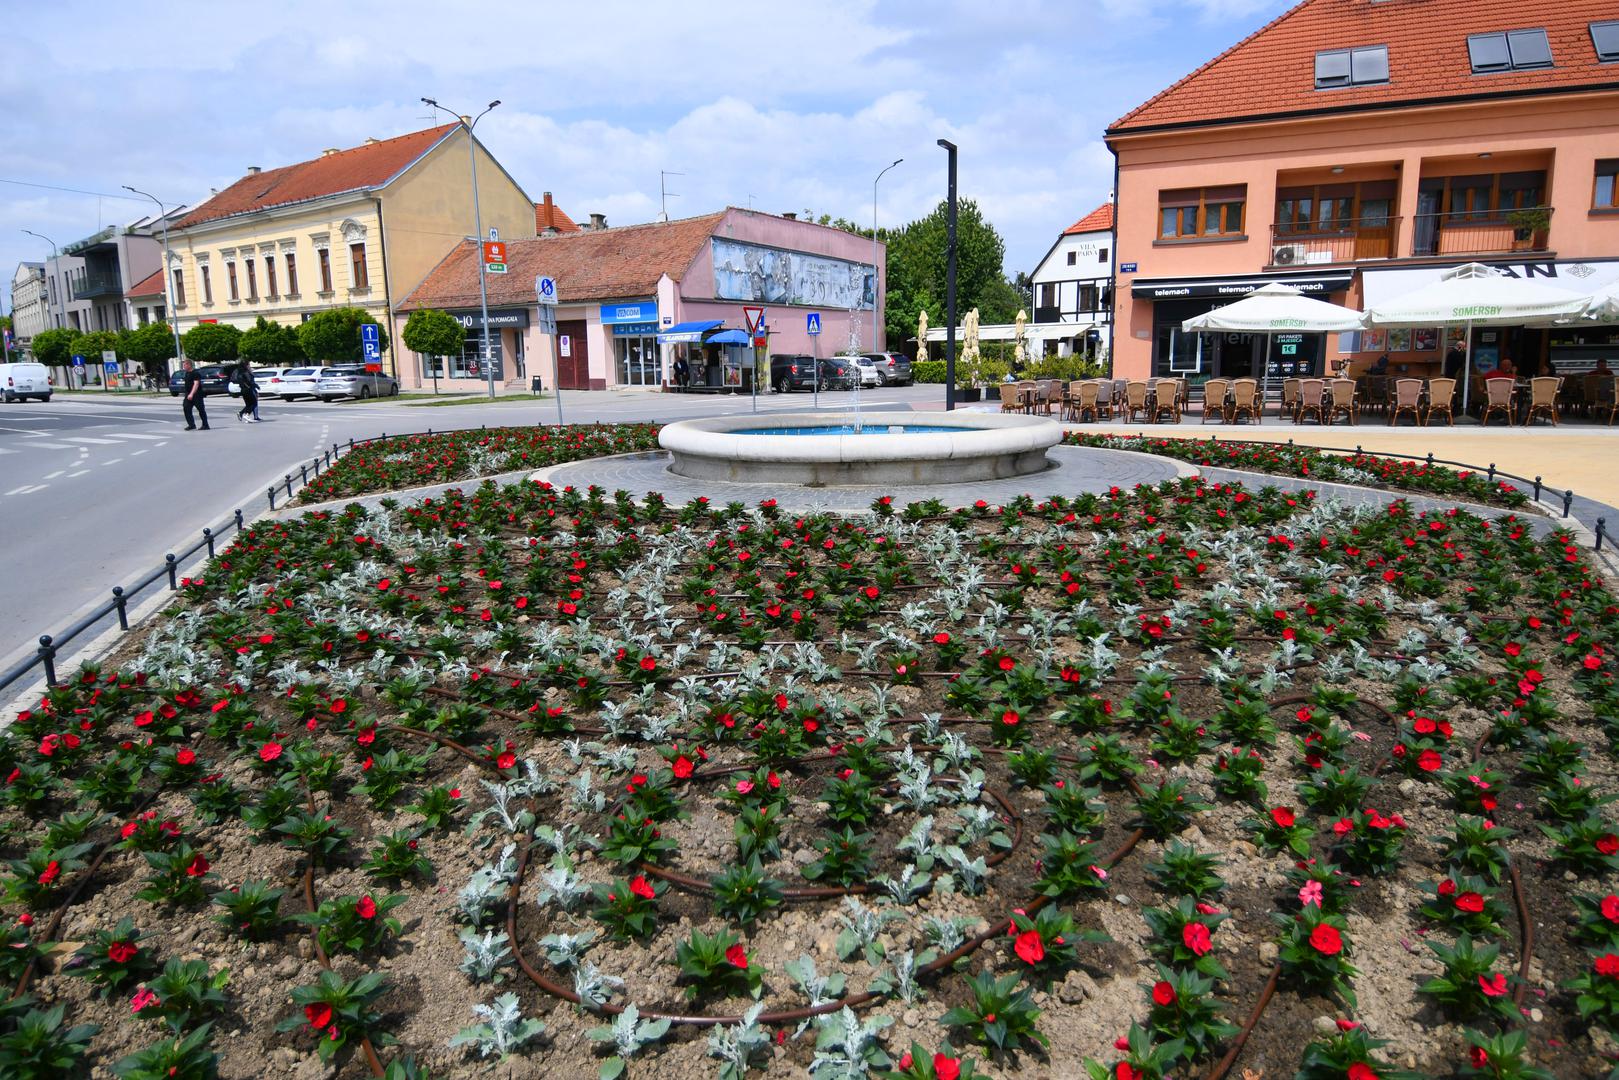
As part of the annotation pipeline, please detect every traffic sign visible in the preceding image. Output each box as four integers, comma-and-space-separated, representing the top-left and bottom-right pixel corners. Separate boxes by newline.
103, 360, 119, 374
535, 276, 558, 306
743, 306, 765, 334
483, 241, 508, 275
806, 312, 821, 336
361, 322, 380, 362
489, 228, 499, 242
71, 354, 85, 367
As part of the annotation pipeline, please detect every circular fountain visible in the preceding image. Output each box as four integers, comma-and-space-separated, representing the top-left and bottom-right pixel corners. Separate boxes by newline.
657, 411, 1063, 486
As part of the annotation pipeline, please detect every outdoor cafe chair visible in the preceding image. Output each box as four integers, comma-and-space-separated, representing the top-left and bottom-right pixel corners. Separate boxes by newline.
1125, 381, 1151, 423
1480, 378, 1516, 427
1070, 380, 1099, 421
1424, 378, 1456, 426
999, 381, 1027, 414
1153, 379, 1182, 423
1326, 379, 1357, 425
1228, 378, 1260, 424
1523, 376, 1563, 426
1200, 378, 1230, 424
1295, 379, 1326, 425
1389, 378, 1423, 426
1039, 379, 1062, 415
1593, 375, 1618, 425
1360, 375, 1387, 417
1280, 378, 1301, 422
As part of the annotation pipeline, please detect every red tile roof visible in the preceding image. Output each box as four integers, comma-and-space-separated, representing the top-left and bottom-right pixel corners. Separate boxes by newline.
1064, 203, 1114, 235
535, 195, 580, 234
176, 126, 458, 229
126, 269, 165, 298
399, 213, 726, 311
1111, 0, 1619, 134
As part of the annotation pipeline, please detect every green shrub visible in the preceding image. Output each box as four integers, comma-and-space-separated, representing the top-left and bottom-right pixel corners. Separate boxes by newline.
912, 360, 947, 383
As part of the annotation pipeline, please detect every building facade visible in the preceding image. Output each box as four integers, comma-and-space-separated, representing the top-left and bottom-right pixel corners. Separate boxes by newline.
395, 208, 885, 394
165, 126, 536, 372
1106, 0, 1619, 384
56, 220, 168, 335
1029, 202, 1115, 359
9, 263, 48, 350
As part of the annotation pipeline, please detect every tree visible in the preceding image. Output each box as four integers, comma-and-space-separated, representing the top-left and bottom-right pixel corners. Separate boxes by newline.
120, 322, 179, 374
71, 330, 121, 360
298, 307, 389, 364
238, 316, 306, 367
401, 309, 465, 361
882, 198, 1013, 351
182, 323, 241, 364
30, 327, 78, 368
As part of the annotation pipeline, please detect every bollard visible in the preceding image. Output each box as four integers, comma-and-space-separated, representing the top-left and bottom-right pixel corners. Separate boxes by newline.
268, 486, 277, 510
1426, 452, 1434, 467
165, 553, 178, 589
38, 635, 56, 686
112, 586, 129, 631
203, 527, 215, 558
1487, 463, 1495, 483
1563, 490, 1574, 518
1533, 476, 1542, 502
284, 474, 293, 498
1597, 518, 1608, 553
300, 464, 309, 487
234, 508, 244, 530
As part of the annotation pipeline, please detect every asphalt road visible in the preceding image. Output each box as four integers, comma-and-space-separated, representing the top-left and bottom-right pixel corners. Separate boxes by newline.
0, 383, 941, 677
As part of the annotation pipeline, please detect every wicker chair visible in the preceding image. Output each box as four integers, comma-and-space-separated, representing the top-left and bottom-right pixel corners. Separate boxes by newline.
1201, 378, 1230, 424
1228, 378, 1260, 424
1124, 380, 1151, 422
1280, 378, 1300, 422
1523, 376, 1563, 426
1295, 379, 1326, 424
1480, 377, 1516, 426
1326, 379, 1357, 425
1153, 379, 1182, 423
1389, 378, 1423, 426
1091, 379, 1115, 420
1424, 378, 1456, 426
1361, 375, 1387, 418
999, 380, 1029, 414
1068, 380, 1098, 421
1593, 375, 1618, 425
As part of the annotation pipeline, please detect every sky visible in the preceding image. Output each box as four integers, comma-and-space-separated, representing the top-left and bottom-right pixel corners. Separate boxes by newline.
1, 0, 1292, 315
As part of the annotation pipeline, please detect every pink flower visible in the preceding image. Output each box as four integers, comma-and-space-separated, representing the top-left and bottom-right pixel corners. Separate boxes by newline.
736, 780, 755, 795
1299, 880, 1324, 908
1479, 972, 1508, 997
130, 987, 159, 1013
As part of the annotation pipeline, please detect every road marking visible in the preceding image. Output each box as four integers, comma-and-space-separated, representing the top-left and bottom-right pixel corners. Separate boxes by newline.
62, 436, 124, 445
10, 441, 75, 450
102, 458, 123, 466
102, 431, 168, 440
3, 484, 47, 495
0, 447, 12, 455
131, 449, 148, 457
67, 469, 89, 477
43, 470, 63, 479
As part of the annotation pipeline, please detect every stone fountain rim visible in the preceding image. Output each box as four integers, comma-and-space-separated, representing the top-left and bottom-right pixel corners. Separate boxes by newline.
656, 411, 1062, 465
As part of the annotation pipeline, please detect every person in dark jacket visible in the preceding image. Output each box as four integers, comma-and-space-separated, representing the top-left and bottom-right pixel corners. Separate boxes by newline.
235, 359, 260, 422
180, 360, 210, 430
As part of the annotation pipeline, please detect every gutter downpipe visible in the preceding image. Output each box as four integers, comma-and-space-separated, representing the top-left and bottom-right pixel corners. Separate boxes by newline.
374, 196, 398, 381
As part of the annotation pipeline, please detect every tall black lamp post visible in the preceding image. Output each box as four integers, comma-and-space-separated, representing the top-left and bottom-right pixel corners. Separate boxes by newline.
936, 139, 958, 411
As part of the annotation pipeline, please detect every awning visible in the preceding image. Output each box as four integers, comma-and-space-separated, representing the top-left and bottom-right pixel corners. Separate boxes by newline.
706, 329, 752, 345
1132, 269, 1354, 301
924, 321, 1092, 343
657, 320, 723, 344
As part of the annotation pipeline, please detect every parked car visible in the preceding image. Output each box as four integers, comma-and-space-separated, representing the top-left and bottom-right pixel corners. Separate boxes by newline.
313, 365, 400, 401
0, 362, 53, 402
226, 367, 290, 397
167, 365, 231, 397
861, 352, 913, 386
266, 367, 332, 400
844, 355, 883, 388
817, 357, 860, 390
768, 354, 821, 392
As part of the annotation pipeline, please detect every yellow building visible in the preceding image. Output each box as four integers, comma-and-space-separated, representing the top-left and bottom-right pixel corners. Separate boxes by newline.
167, 124, 536, 372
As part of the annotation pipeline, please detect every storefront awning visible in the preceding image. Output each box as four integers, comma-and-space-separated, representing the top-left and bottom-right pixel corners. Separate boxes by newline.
707, 329, 752, 345
657, 320, 723, 344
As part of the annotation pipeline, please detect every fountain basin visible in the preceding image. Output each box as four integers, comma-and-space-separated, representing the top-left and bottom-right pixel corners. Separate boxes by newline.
658, 411, 1063, 485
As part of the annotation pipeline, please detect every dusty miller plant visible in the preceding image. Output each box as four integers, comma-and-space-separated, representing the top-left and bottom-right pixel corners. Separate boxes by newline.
707, 1001, 772, 1080
588, 1002, 672, 1080
458, 928, 513, 982
448, 992, 545, 1060
809, 1007, 893, 1079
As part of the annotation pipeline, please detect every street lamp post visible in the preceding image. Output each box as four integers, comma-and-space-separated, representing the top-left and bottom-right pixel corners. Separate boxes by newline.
936, 140, 958, 410
872, 159, 902, 355
21, 229, 60, 330
423, 97, 501, 400
122, 187, 184, 379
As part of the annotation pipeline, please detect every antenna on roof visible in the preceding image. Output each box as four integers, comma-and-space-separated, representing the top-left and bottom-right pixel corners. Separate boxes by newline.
660, 171, 684, 222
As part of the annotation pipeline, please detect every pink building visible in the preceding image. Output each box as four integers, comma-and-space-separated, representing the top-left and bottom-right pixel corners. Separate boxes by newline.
1106, 0, 1619, 384
395, 208, 885, 393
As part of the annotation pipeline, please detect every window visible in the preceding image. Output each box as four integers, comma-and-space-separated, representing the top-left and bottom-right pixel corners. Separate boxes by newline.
227, 261, 239, 301
285, 252, 298, 295
1078, 283, 1100, 312
1597, 160, 1619, 210
201, 264, 213, 305
1158, 186, 1246, 239
245, 257, 257, 301
1315, 45, 1388, 88
1066, 251, 1077, 266
1595, 21, 1619, 62
349, 243, 368, 289
317, 248, 333, 292
172, 269, 185, 308
1277, 180, 1397, 234
1469, 29, 1552, 72
265, 256, 278, 298
1038, 283, 1057, 308
1098, 247, 1109, 264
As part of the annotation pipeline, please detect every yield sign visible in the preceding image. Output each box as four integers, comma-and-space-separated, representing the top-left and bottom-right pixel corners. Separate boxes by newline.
742, 306, 765, 334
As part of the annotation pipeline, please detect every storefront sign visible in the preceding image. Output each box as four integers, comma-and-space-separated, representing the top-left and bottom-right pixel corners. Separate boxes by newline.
1132, 271, 1352, 300
452, 308, 530, 330
600, 301, 657, 325
611, 322, 659, 336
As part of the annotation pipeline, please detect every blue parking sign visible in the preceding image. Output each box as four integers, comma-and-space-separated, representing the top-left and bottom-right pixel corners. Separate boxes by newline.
361, 322, 380, 361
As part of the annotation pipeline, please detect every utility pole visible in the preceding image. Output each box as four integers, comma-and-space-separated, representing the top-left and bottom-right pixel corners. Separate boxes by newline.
872, 159, 902, 354
424, 97, 501, 399
936, 140, 958, 410
122, 187, 183, 377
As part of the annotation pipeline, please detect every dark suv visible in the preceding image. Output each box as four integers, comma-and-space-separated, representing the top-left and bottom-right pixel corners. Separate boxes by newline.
861, 352, 913, 386
168, 365, 231, 397
768, 354, 819, 392
817, 357, 859, 390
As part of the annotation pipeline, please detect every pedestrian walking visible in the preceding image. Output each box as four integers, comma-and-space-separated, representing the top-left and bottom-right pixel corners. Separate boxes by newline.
180, 360, 210, 430
235, 358, 261, 422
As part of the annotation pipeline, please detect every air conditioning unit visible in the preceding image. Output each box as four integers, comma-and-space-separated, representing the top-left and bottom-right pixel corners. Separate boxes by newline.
1271, 243, 1308, 266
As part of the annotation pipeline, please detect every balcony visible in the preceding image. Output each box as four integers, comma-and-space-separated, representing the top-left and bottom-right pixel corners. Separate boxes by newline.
1411, 207, 1552, 258
1267, 218, 1401, 267
71, 271, 124, 300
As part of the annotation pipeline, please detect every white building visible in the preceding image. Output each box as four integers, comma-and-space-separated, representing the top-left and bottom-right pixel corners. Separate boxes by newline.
9, 263, 49, 351
1029, 202, 1114, 358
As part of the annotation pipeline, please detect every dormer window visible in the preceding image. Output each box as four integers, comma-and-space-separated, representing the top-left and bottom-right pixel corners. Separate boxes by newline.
1468, 29, 1552, 73
1314, 45, 1388, 88
1593, 21, 1619, 63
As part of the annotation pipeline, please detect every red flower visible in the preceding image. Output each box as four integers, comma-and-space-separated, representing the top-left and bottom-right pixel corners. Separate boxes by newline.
639, 656, 657, 672
1478, 972, 1508, 997
933, 632, 951, 645
377, 579, 391, 592
1416, 749, 1442, 772
1438, 878, 1456, 897
38, 860, 60, 885
1182, 922, 1212, 956
259, 742, 283, 763
629, 876, 655, 900
1347, 1065, 1379, 1080
725, 944, 748, 969
496, 751, 517, 770
1270, 807, 1295, 828
108, 941, 138, 963
1116, 1063, 1140, 1080
1469, 1046, 1489, 1069
933, 1055, 961, 1080
1601, 895, 1619, 923
1600, 834, 1619, 856
1596, 954, 1619, 977
1013, 930, 1045, 965
1455, 892, 1485, 913
998, 656, 1015, 671
305, 1003, 333, 1030
672, 756, 693, 779
184, 853, 210, 877
1309, 924, 1343, 956
356, 895, 378, 920
1151, 979, 1177, 1006
175, 748, 196, 766
1001, 710, 1021, 726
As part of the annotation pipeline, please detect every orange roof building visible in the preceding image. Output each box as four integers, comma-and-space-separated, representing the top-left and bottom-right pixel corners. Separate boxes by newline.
1105, 0, 1619, 384
1029, 203, 1115, 359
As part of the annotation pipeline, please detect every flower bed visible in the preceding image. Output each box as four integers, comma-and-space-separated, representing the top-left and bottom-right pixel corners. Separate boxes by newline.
1, 478, 1615, 1079
295, 424, 662, 505
1065, 433, 1532, 510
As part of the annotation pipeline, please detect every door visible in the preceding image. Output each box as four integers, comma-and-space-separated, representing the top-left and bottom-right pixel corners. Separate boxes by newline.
555, 320, 591, 389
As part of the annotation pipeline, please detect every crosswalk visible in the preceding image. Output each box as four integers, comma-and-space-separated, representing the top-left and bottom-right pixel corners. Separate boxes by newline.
0, 430, 173, 454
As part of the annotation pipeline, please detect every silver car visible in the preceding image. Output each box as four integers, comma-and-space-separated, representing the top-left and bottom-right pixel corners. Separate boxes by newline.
267, 366, 331, 400
314, 365, 400, 401
861, 352, 913, 386
844, 355, 883, 388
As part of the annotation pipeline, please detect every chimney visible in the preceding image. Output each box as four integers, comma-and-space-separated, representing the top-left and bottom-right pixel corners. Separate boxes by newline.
322, 148, 340, 157
782, 212, 797, 220
589, 213, 608, 231
246, 166, 261, 175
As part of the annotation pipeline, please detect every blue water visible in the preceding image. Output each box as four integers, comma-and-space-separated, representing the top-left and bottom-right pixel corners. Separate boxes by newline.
742, 424, 959, 436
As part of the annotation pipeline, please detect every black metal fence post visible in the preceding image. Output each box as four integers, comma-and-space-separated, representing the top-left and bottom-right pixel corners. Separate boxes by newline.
38, 636, 56, 686
1564, 490, 1575, 519
203, 527, 215, 557
165, 554, 178, 589
112, 586, 129, 631
284, 474, 293, 498
1533, 476, 1543, 502
235, 508, 244, 530
1598, 518, 1608, 553
300, 464, 309, 487
268, 487, 277, 510
1487, 463, 1496, 483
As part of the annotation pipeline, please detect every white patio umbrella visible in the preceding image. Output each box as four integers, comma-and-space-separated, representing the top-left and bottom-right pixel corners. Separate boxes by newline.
1364, 262, 1589, 413
1583, 280, 1619, 323
1180, 282, 1366, 415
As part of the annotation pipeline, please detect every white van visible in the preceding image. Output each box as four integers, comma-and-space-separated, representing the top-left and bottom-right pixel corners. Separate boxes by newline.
0, 362, 53, 402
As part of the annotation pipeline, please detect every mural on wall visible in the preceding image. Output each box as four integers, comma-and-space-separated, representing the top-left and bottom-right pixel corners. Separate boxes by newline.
711, 239, 874, 310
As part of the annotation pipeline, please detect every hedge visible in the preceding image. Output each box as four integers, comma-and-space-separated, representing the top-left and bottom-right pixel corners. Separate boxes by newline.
912, 360, 947, 383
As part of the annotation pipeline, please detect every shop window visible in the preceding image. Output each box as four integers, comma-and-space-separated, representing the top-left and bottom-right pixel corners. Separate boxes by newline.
1594, 161, 1618, 210
1158, 186, 1246, 240
423, 335, 503, 380
1594, 21, 1619, 62
1314, 45, 1388, 88
1468, 29, 1552, 73
614, 336, 660, 386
